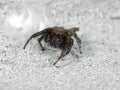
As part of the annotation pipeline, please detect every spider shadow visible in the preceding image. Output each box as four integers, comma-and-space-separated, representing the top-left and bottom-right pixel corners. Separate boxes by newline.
53, 50, 82, 68
27, 41, 84, 68
37, 45, 84, 68
55, 41, 96, 68
55, 60, 74, 68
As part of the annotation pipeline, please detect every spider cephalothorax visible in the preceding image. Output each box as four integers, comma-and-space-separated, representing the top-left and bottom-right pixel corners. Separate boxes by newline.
23, 26, 82, 65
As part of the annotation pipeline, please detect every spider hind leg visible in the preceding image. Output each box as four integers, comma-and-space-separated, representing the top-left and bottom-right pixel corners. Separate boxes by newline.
23, 29, 48, 49
38, 36, 45, 51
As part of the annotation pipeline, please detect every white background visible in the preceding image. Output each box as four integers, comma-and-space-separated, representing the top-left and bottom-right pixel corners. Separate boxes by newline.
0, 0, 120, 90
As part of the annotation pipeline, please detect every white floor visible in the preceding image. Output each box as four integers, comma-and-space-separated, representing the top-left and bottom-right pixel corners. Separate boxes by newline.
0, 0, 120, 90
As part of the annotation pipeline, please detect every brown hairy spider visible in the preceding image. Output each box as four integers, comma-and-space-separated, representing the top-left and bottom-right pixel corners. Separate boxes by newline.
23, 27, 82, 65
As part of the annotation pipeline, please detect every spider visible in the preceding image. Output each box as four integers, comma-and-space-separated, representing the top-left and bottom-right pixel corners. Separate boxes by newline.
23, 27, 82, 65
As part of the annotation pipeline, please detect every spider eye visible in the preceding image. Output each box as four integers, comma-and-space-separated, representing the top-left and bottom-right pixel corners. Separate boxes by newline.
72, 27, 79, 32
75, 27, 79, 31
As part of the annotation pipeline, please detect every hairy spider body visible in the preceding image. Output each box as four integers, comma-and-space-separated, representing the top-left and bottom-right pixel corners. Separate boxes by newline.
44, 29, 72, 49
23, 27, 82, 65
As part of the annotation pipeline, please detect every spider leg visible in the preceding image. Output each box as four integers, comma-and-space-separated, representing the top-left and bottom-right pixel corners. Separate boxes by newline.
74, 34, 82, 54
23, 29, 48, 49
38, 36, 45, 51
53, 39, 73, 65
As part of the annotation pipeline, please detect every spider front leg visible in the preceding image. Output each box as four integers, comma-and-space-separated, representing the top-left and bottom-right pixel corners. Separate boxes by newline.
53, 39, 73, 65
77, 38, 82, 54
38, 36, 45, 51
74, 34, 82, 54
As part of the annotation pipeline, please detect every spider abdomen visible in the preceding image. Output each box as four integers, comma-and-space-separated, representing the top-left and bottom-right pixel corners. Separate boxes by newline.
43, 31, 66, 49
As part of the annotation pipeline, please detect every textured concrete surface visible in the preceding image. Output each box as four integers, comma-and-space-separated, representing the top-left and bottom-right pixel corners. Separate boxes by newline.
0, 0, 120, 90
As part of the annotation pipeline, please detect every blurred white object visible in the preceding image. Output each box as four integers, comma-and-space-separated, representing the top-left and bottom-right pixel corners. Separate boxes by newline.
5, 0, 54, 36
7, 7, 32, 30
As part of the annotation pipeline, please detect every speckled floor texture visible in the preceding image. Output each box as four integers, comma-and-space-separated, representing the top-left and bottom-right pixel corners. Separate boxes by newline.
0, 0, 120, 90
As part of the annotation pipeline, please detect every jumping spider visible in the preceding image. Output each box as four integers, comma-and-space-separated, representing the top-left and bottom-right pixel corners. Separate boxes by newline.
23, 27, 82, 65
